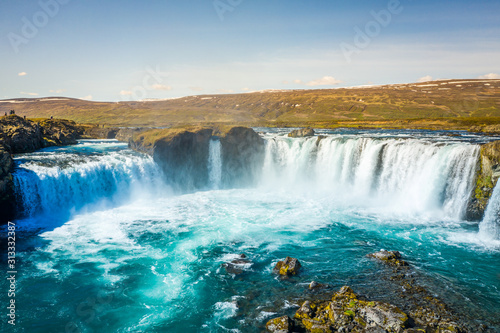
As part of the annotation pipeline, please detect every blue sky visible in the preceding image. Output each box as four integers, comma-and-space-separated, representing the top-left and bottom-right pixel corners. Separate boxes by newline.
1, 0, 499, 101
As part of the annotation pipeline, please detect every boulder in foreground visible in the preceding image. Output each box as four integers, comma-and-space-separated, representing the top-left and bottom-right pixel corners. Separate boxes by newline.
273, 256, 302, 276
266, 315, 295, 333
367, 250, 409, 267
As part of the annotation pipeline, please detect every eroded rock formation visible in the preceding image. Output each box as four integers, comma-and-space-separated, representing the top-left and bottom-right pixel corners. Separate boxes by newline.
467, 140, 500, 220
129, 126, 265, 191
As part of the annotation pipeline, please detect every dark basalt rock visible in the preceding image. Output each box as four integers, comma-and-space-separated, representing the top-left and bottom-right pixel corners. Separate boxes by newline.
0, 115, 43, 153
37, 118, 85, 147
153, 128, 213, 191
0, 146, 14, 223
309, 281, 328, 291
220, 126, 265, 188
288, 128, 315, 138
222, 254, 252, 275
367, 250, 409, 267
273, 256, 302, 276
129, 126, 265, 191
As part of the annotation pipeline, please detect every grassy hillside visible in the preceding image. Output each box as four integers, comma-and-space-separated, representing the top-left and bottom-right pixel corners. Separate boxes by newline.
1, 79, 500, 130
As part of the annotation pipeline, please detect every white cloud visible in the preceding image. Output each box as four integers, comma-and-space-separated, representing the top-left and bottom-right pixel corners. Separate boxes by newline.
120, 90, 133, 96
189, 86, 204, 92
417, 75, 433, 82
477, 73, 500, 79
18, 72, 27, 76
49, 89, 65, 93
293, 79, 303, 84
151, 84, 172, 91
80, 95, 92, 100
20, 91, 38, 96
282, 80, 289, 84
216, 89, 234, 93
306, 76, 342, 86
241, 87, 250, 91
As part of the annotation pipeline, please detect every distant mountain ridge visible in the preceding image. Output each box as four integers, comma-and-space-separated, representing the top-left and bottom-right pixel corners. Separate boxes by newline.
1, 79, 499, 129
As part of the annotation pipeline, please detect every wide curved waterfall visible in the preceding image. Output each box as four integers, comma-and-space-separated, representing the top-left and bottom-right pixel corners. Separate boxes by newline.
4, 133, 500, 333
13, 140, 164, 219
260, 135, 479, 220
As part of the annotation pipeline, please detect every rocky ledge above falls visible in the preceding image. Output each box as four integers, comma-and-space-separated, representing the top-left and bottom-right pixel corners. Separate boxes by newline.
129, 125, 265, 191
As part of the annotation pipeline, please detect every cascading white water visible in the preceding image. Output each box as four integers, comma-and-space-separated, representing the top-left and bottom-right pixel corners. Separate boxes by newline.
14, 150, 164, 218
261, 135, 479, 219
479, 182, 500, 241
208, 138, 222, 189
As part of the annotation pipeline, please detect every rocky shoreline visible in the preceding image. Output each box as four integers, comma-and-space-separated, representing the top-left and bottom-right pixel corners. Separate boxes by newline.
263, 251, 487, 333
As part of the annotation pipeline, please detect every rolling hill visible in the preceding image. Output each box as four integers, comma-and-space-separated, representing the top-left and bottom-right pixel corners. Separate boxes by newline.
2, 79, 500, 131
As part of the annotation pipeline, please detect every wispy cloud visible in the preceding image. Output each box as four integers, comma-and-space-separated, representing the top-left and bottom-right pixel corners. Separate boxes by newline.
477, 73, 500, 79
288, 76, 342, 87
18, 72, 27, 76
189, 86, 204, 92
151, 84, 172, 91
306, 76, 342, 86
417, 75, 433, 82
119, 90, 133, 96
80, 95, 92, 100
216, 89, 234, 93
49, 89, 65, 93
20, 91, 38, 96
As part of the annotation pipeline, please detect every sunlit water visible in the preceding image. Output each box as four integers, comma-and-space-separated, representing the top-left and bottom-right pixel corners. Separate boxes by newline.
1, 132, 499, 332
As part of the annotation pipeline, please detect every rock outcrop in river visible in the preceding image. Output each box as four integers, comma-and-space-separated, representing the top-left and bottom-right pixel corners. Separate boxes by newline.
129, 126, 265, 191
266, 251, 468, 333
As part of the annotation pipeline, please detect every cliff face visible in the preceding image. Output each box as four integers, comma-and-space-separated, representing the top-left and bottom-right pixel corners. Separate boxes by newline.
466, 140, 500, 221
154, 128, 213, 191
0, 116, 84, 153
220, 127, 265, 188
0, 115, 85, 223
129, 126, 265, 191
0, 146, 14, 221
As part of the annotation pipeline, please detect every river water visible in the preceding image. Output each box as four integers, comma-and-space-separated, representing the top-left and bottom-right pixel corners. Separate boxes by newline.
1, 130, 499, 332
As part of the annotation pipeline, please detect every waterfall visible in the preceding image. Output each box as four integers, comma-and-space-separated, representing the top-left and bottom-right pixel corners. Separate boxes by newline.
13, 150, 164, 219
479, 182, 500, 241
261, 136, 479, 219
208, 138, 222, 189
